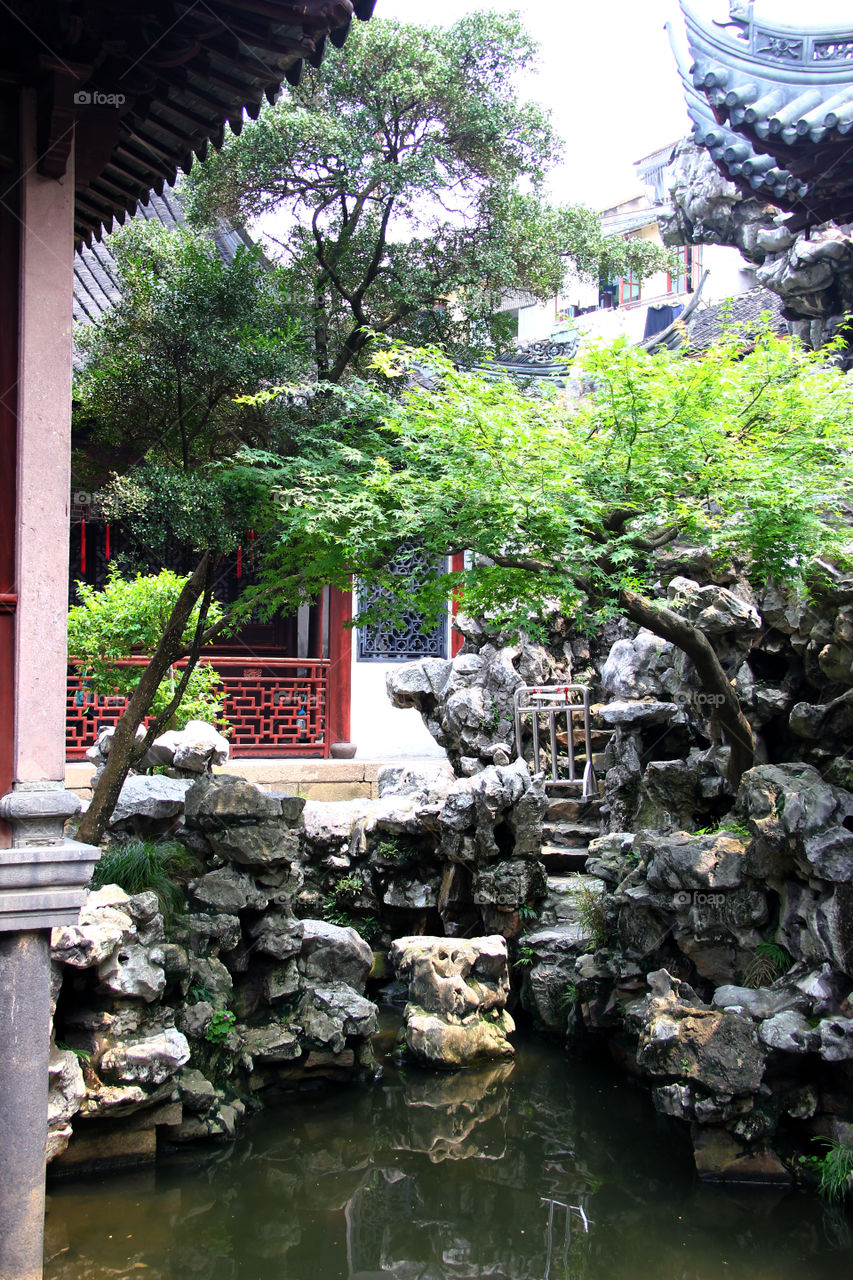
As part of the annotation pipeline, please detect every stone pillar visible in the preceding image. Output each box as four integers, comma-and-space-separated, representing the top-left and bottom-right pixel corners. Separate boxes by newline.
0, 91, 100, 1280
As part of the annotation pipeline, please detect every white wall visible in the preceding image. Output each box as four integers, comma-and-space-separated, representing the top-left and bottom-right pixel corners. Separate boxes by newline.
348, 592, 447, 760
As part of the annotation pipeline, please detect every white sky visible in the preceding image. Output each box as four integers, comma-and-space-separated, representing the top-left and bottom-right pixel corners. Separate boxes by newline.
375, 1, 853, 209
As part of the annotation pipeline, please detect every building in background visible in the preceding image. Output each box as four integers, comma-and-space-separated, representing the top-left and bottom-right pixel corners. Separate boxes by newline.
508, 141, 761, 351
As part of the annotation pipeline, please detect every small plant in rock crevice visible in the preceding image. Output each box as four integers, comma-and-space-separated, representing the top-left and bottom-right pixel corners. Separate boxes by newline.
89, 838, 201, 920
204, 1009, 237, 1044
514, 942, 536, 968
744, 941, 793, 989
575, 883, 609, 951
812, 1138, 853, 1203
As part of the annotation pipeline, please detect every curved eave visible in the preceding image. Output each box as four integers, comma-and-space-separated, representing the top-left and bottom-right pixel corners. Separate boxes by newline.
680, 0, 853, 86
72, 0, 377, 247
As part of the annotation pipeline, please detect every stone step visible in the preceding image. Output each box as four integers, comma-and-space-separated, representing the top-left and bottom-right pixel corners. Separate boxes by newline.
541, 822, 600, 848
546, 796, 603, 822
540, 845, 589, 873
539, 872, 606, 928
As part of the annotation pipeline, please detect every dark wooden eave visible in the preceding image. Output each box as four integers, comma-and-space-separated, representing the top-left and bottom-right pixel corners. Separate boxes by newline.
673, 1, 853, 229
0, 0, 375, 246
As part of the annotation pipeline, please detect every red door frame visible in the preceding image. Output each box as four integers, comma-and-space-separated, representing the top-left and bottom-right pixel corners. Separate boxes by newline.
327, 583, 352, 746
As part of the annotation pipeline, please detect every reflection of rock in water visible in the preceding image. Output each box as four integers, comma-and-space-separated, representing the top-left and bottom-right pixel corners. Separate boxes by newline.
393, 1063, 513, 1163
347, 1167, 423, 1276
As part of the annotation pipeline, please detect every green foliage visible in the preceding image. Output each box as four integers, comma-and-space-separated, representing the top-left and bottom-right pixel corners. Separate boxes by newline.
56, 1042, 92, 1064
187, 982, 215, 1006
89, 838, 200, 919
183, 12, 669, 379
241, 328, 853, 645
322, 874, 381, 942
575, 883, 609, 951
694, 820, 751, 839
744, 941, 793, 989
557, 984, 580, 1011
813, 1138, 853, 1203
518, 902, 538, 921
68, 569, 227, 729
514, 942, 536, 968
204, 1009, 237, 1044
73, 220, 305, 477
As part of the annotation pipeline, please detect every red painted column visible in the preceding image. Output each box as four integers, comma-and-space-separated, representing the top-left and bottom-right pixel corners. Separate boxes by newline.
0, 89, 18, 847
327, 583, 353, 748
450, 552, 465, 657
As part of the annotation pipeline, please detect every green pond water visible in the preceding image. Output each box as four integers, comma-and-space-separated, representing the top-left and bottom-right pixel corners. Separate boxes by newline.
44, 1020, 853, 1280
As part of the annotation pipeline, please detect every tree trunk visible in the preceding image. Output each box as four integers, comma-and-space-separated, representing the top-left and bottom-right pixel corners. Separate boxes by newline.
618, 587, 755, 789
76, 554, 214, 846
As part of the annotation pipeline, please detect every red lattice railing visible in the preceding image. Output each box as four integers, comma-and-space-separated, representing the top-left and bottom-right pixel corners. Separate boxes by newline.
67, 656, 329, 761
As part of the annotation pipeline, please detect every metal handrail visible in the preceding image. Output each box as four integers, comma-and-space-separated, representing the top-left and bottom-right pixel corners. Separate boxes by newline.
513, 683, 597, 797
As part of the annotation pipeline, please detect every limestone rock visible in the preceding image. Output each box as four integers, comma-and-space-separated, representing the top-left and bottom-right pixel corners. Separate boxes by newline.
98, 1027, 190, 1086
176, 1068, 217, 1114
738, 763, 853, 882
391, 935, 514, 1067
638, 972, 766, 1094
184, 774, 291, 827
758, 1010, 819, 1054
248, 912, 304, 961
601, 631, 675, 700
645, 832, 747, 893
51, 887, 135, 968
299, 919, 373, 990
108, 776, 194, 831
47, 1044, 86, 1162
189, 866, 268, 913
145, 720, 230, 773
473, 858, 547, 910
207, 821, 303, 871
241, 1022, 302, 1063
97, 943, 166, 1003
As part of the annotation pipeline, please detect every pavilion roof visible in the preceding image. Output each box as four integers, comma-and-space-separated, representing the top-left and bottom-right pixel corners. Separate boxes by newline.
0, 0, 375, 247
673, 1, 853, 228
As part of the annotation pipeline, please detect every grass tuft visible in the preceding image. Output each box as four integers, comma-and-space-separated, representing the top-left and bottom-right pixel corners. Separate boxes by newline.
90, 838, 200, 920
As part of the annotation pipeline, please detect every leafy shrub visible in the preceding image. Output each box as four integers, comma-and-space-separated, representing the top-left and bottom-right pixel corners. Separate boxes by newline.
90, 838, 200, 919
68, 568, 228, 731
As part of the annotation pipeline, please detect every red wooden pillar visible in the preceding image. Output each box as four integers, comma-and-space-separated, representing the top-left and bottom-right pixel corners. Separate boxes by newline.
450, 552, 465, 657
327, 583, 353, 748
0, 90, 19, 848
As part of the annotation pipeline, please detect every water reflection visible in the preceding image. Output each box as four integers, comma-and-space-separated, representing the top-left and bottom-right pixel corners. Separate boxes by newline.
45, 1031, 853, 1280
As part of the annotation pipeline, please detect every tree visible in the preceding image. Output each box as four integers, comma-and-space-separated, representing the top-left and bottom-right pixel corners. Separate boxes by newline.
73, 219, 304, 481
72, 219, 304, 843
182, 11, 669, 382
245, 326, 853, 789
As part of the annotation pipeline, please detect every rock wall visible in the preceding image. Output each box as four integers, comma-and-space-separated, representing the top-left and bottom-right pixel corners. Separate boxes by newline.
49, 757, 547, 1170
661, 137, 853, 351
523, 762, 853, 1182
385, 545, 853, 1185
296, 759, 547, 943
49, 774, 378, 1171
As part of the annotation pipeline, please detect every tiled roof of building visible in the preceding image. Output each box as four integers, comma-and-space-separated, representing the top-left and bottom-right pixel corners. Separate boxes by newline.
672, 1, 853, 227
1, 1, 375, 247
686, 285, 787, 352
73, 187, 249, 326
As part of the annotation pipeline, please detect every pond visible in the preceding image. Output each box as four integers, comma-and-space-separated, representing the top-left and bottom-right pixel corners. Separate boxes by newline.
45, 1019, 853, 1280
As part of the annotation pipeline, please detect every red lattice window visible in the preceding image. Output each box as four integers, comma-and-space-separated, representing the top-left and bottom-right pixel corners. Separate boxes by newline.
67, 657, 329, 760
